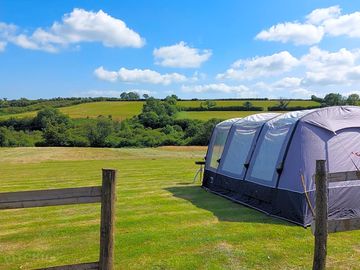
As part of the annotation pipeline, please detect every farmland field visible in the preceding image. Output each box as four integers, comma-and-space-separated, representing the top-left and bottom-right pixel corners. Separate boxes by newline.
0, 100, 319, 121
178, 100, 319, 108
177, 111, 259, 120
1, 147, 359, 269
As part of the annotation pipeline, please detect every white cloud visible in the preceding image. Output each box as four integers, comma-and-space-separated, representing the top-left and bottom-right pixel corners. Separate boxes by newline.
0, 8, 144, 52
306, 6, 341, 25
94, 66, 119, 82
0, 41, 6, 52
0, 22, 17, 37
94, 66, 188, 85
256, 6, 360, 45
253, 77, 315, 98
301, 46, 359, 70
272, 77, 302, 89
323, 11, 360, 38
301, 46, 360, 86
255, 22, 324, 45
153, 41, 212, 68
217, 51, 299, 80
289, 88, 316, 98
181, 83, 256, 97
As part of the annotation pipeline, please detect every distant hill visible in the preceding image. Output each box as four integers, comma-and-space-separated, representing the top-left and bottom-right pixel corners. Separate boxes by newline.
0, 99, 320, 121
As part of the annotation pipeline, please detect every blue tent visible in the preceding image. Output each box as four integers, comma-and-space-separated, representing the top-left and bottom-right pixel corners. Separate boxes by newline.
203, 107, 360, 226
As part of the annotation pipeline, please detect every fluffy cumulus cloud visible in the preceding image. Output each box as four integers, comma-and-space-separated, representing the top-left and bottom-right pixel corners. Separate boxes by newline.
256, 6, 360, 45
0, 23, 16, 51
153, 41, 212, 68
256, 23, 324, 45
0, 8, 144, 52
181, 83, 256, 97
217, 51, 299, 80
301, 46, 360, 86
323, 11, 360, 38
94, 66, 188, 85
253, 77, 316, 98
215, 45, 360, 98
306, 5, 341, 25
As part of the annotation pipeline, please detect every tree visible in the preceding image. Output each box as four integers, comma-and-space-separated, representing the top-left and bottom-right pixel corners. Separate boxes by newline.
323, 93, 345, 106
86, 117, 114, 147
189, 119, 221, 145
32, 107, 70, 130
347, 93, 360, 105
164, 95, 178, 106
311, 95, 323, 104
139, 97, 177, 128
201, 100, 217, 109
243, 101, 253, 110
42, 123, 70, 146
143, 94, 150, 100
120, 91, 140, 100
277, 98, 290, 109
127, 92, 140, 100
120, 92, 128, 100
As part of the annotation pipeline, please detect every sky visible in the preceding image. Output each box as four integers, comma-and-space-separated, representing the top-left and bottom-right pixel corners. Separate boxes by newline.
1, 0, 360, 100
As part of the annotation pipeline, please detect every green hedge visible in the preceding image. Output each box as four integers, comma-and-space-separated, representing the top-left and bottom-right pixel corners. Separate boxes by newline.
179, 106, 263, 111
267, 105, 321, 111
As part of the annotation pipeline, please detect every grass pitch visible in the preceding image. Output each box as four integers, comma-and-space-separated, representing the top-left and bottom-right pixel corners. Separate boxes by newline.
1, 147, 359, 269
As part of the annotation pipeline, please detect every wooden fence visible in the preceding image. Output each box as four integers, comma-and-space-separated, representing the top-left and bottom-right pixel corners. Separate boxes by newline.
312, 160, 360, 270
0, 168, 117, 270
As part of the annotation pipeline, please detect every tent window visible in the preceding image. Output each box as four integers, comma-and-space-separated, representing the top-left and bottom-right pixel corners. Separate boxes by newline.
250, 126, 291, 183
221, 128, 257, 177
209, 127, 231, 169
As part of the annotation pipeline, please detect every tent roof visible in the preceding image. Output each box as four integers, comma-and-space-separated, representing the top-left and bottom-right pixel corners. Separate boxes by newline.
234, 113, 281, 128
266, 109, 316, 129
300, 106, 360, 133
216, 118, 242, 127
216, 106, 360, 132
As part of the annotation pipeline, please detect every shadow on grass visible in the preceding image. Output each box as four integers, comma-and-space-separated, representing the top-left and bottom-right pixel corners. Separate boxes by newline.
166, 185, 294, 226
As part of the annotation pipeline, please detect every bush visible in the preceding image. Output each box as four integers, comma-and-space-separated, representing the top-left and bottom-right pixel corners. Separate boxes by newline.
0, 127, 42, 146
86, 117, 114, 147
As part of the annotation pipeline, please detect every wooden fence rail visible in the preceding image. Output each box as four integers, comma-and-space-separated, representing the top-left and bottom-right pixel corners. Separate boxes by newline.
0, 168, 117, 270
312, 161, 360, 270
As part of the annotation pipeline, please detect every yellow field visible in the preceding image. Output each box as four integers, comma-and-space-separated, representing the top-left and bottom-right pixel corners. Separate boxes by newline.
0, 100, 318, 121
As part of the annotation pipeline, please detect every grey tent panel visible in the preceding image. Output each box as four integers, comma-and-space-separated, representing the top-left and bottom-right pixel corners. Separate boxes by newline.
218, 113, 280, 179
202, 106, 360, 226
205, 118, 242, 172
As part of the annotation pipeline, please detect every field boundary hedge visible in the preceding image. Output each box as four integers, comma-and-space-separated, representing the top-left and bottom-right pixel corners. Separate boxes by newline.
267, 105, 321, 111
179, 106, 264, 111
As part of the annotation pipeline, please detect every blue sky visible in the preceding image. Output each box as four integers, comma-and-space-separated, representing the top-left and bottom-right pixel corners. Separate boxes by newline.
1, 0, 360, 99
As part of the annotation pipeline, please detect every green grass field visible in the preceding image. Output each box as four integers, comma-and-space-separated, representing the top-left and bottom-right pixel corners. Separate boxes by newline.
1, 147, 359, 269
178, 100, 319, 108
177, 111, 260, 120
0, 100, 319, 121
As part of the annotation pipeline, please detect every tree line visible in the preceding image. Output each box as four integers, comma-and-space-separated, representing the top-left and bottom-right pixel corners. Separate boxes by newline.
0, 95, 220, 147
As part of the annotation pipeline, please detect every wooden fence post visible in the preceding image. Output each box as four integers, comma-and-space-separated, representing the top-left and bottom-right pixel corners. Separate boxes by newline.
99, 169, 117, 270
312, 160, 328, 270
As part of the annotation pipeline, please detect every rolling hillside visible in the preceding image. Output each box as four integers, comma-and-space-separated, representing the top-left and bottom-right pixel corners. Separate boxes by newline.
0, 100, 319, 121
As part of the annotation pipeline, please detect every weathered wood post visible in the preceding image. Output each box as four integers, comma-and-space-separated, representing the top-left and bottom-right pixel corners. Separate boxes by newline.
99, 169, 117, 270
312, 160, 328, 270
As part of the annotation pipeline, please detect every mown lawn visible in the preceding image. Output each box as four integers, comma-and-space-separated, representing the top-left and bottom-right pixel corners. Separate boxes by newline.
1, 147, 358, 269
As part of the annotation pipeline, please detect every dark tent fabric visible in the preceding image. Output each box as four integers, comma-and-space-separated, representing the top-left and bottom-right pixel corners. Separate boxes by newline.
202, 106, 360, 226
